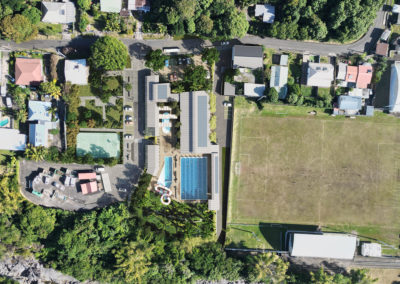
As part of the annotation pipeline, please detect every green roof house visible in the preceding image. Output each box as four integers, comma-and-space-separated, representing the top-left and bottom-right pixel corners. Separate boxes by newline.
100, 0, 122, 13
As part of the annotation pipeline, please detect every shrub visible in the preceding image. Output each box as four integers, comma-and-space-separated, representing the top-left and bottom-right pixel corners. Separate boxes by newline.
209, 115, 216, 130
49, 129, 59, 135
209, 131, 217, 143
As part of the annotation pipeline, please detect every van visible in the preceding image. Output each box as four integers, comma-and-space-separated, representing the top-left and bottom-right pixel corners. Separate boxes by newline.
5, 97, 11, 108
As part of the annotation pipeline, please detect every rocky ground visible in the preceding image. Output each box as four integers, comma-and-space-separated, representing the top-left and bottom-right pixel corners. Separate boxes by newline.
0, 256, 98, 284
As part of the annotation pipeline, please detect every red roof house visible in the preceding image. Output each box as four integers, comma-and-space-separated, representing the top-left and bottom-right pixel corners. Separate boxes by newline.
15, 58, 43, 86
345, 66, 358, 83
356, 65, 373, 89
78, 172, 97, 180
81, 181, 98, 195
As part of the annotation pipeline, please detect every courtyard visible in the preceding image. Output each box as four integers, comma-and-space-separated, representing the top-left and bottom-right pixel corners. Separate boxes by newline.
226, 98, 400, 255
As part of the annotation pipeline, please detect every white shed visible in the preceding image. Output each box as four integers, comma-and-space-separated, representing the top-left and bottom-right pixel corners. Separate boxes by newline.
289, 233, 357, 260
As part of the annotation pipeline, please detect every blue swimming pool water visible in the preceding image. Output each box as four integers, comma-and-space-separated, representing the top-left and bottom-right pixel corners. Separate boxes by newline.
164, 157, 172, 188
157, 156, 172, 188
180, 157, 208, 200
0, 118, 9, 127
162, 112, 171, 134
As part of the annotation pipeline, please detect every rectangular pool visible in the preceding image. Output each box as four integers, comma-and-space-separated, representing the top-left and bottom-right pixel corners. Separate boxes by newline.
180, 157, 208, 200
164, 156, 172, 188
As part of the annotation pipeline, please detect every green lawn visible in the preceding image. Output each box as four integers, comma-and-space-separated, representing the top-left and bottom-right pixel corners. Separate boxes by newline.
78, 84, 98, 97
105, 98, 123, 129
227, 98, 400, 254
301, 85, 313, 97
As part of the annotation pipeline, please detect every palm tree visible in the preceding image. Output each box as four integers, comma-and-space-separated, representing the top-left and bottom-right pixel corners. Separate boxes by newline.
24, 144, 46, 162
47, 106, 58, 121
248, 253, 289, 283
15, 108, 27, 123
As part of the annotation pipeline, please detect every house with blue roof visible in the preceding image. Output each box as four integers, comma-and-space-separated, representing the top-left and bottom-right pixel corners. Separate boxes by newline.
28, 101, 57, 147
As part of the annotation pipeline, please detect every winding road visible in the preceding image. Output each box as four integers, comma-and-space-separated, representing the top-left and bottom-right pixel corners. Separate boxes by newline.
0, 4, 386, 56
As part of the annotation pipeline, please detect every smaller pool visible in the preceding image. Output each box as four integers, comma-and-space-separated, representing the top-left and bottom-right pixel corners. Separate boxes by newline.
0, 118, 9, 127
162, 112, 171, 134
157, 156, 173, 188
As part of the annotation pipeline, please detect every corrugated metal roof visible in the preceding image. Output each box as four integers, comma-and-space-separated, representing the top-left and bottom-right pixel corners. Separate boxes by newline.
28, 101, 52, 122
233, 45, 263, 69
270, 66, 288, 88
157, 84, 168, 100
42, 1, 76, 24
338, 96, 362, 111
290, 233, 357, 259
0, 128, 26, 151
389, 62, 400, 113
100, 0, 122, 12
101, 173, 112, 192
146, 144, 159, 176
29, 123, 48, 147
307, 63, 334, 87
197, 96, 208, 148
244, 83, 265, 97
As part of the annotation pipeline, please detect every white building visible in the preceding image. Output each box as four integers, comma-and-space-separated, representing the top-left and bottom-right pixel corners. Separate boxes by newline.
389, 61, 400, 113
289, 233, 357, 259
64, 59, 89, 85
255, 4, 275, 23
361, 243, 382, 257
306, 63, 334, 88
0, 128, 26, 151
244, 83, 265, 97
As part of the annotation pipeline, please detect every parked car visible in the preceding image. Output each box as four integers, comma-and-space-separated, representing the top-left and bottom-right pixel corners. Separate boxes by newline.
1, 85, 6, 97
178, 57, 183, 65
95, 166, 105, 172
125, 120, 133, 125
186, 57, 192, 65
124, 134, 133, 139
125, 115, 133, 121
223, 101, 232, 107
5, 97, 12, 108
124, 106, 133, 111
118, 188, 127, 192
221, 41, 229, 46
206, 70, 211, 79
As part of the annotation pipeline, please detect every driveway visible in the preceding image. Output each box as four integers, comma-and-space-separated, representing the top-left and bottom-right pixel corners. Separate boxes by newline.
19, 160, 141, 211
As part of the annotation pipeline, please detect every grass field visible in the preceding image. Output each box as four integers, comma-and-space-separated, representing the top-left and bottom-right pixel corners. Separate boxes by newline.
226, 97, 400, 254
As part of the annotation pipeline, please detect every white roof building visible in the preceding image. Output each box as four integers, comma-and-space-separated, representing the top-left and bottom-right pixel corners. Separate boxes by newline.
307, 63, 334, 88
393, 4, 400, 13
337, 63, 347, 80
289, 233, 357, 259
0, 128, 26, 151
361, 243, 382, 257
389, 61, 400, 113
41, 1, 76, 24
255, 4, 275, 23
64, 59, 89, 85
244, 83, 265, 97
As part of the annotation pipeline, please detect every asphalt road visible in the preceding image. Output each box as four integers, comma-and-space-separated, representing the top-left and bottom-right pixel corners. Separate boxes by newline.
0, 4, 386, 56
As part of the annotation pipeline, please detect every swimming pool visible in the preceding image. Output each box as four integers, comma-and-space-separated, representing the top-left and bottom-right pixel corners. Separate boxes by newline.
180, 157, 208, 200
0, 118, 9, 127
162, 112, 171, 134
157, 156, 172, 188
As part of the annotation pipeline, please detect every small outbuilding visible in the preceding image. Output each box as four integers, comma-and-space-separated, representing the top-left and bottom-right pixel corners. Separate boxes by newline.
289, 233, 357, 260
361, 243, 382, 257
376, 42, 389, 57
100, 0, 122, 13
255, 4, 275, 23
244, 83, 265, 97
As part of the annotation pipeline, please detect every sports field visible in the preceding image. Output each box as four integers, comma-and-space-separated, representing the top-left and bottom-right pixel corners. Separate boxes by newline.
76, 132, 120, 158
226, 98, 400, 254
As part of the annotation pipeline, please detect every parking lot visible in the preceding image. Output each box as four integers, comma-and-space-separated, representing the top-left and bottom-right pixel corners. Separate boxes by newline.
19, 160, 141, 211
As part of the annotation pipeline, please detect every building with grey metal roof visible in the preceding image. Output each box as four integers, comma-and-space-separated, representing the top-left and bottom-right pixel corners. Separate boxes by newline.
232, 45, 263, 69
41, 1, 76, 24
145, 75, 175, 136
270, 66, 288, 99
146, 144, 159, 176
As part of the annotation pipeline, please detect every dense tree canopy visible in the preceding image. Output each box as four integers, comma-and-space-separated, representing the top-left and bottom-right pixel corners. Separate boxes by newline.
144, 0, 249, 39
0, 14, 37, 43
89, 36, 128, 71
145, 49, 168, 71
21, 7, 42, 25
249, 0, 383, 42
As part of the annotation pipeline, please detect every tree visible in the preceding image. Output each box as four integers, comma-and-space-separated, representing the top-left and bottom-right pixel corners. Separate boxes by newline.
15, 108, 27, 123
0, 14, 38, 43
114, 239, 155, 283
22, 7, 42, 25
90, 36, 129, 71
268, 88, 279, 103
235, 0, 258, 8
145, 49, 167, 71
247, 253, 289, 283
19, 206, 56, 242
201, 48, 220, 65
24, 144, 47, 162
196, 15, 213, 35
176, 0, 196, 20
104, 77, 120, 91
222, 8, 249, 38
104, 14, 121, 32
78, 11, 89, 32
77, 0, 91, 10
183, 65, 211, 91
40, 81, 62, 100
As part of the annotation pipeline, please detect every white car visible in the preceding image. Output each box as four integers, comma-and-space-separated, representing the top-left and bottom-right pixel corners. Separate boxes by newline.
124, 134, 133, 139
95, 166, 105, 172
125, 115, 133, 121
5, 97, 12, 108
124, 106, 133, 111
223, 101, 232, 107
